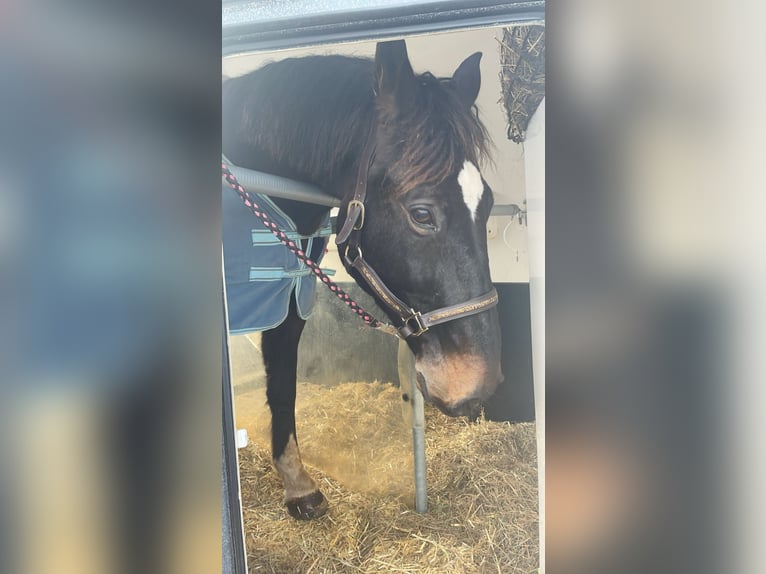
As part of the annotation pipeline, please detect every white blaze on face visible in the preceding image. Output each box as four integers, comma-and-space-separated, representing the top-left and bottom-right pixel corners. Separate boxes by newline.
457, 160, 484, 221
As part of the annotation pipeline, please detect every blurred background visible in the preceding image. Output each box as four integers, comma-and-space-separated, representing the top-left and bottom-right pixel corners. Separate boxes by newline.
0, 2, 221, 574
547, 0, 766, 572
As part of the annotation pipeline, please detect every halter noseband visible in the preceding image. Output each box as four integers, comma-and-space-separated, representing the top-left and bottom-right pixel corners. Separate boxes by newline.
335, 123, 498, 339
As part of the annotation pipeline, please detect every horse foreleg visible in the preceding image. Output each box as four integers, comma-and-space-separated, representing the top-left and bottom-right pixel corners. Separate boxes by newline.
261, 295, 328, 520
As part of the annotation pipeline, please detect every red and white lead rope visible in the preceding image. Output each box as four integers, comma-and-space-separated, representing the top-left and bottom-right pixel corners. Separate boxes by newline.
221, 161, 386, 330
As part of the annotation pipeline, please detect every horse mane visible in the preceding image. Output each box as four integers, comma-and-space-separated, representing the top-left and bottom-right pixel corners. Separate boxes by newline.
223, 56, 490, 194
223, 55, 376, 189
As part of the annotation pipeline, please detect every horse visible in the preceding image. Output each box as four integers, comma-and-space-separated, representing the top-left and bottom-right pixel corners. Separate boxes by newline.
222, 40, 503, 519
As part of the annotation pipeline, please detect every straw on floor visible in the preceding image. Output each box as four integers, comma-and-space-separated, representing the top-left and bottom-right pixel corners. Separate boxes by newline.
237, 381, 538, 573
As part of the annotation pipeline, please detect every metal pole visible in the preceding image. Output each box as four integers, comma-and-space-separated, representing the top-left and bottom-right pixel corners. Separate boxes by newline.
398, 339, 427, 513
225, 159, 523, 215
223, 162, 341, 207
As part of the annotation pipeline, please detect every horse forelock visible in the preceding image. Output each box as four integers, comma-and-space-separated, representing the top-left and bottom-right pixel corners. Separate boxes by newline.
378, 72, 491, 196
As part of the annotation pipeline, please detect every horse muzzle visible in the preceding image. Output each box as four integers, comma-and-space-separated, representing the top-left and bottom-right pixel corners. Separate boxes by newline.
414, 353, 502, 418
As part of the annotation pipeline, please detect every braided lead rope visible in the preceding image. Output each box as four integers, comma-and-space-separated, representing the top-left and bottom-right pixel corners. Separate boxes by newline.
222, 161, 395, 333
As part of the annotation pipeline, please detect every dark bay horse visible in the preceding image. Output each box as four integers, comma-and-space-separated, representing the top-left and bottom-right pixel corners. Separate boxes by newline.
223, 40, 502, 519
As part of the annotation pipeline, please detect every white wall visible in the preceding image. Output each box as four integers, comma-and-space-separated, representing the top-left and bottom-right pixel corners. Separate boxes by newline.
223, 26, 531, 283
524, 97, 545, 573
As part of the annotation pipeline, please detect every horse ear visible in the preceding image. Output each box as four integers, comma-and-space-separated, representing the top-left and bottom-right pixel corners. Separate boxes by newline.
453, 51, 482, 107
375, 40, 417, 111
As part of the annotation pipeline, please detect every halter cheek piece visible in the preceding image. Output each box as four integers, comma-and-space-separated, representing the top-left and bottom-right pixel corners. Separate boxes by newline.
335, 123, 498, 339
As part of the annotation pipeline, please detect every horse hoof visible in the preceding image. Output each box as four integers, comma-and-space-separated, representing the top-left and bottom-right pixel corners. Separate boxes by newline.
285, 491, 328, 520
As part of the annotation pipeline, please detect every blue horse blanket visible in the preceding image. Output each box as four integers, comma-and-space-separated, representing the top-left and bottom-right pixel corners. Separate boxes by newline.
223, 186, 333, 333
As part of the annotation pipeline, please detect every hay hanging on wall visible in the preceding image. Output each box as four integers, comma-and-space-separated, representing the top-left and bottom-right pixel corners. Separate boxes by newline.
500, 25, 546, 143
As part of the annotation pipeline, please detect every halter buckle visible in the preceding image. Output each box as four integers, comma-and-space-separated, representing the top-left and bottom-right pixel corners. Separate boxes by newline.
348, 199, 365, 231
402, 311, 428, 337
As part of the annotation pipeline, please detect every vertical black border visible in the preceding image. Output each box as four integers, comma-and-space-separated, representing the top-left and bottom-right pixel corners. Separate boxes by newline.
222, 288, 247, 574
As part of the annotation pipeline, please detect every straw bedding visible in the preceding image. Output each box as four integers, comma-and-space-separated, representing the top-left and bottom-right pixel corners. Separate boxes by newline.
237, 382, 538, 573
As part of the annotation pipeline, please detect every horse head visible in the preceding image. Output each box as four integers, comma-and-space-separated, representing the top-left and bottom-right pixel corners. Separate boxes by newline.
341, 40, 503, 418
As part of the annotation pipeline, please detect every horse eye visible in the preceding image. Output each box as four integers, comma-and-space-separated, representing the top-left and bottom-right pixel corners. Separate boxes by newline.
410, 207, 434, 227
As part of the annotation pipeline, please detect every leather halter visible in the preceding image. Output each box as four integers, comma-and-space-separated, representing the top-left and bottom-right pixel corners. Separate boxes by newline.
335, 123, 499, 339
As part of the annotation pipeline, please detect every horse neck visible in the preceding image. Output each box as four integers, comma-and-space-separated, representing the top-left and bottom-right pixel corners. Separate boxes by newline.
264, 196, 327, 237
275, 108, 377, 235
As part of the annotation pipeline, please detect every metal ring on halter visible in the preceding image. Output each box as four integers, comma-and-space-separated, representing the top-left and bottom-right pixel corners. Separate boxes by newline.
341, 243, 363, 266
401, 311, 428, 337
